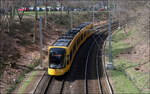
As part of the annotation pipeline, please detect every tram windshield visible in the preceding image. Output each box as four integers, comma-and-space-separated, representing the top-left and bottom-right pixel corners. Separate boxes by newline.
49, 48, 66, 69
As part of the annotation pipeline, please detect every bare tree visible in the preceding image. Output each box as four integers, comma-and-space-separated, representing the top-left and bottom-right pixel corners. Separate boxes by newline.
45, 0, 48, 31
32, 0, 38, 43
35, 0, 38, 20
9, 1, 15, 25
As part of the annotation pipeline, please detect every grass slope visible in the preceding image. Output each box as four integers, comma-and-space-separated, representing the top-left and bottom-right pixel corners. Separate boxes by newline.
106, 28, 150, 93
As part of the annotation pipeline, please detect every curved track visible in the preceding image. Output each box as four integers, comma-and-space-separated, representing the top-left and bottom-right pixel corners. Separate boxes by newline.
34, 22, 118, 94
84, 32, 109, 94
84, 34, 103, 94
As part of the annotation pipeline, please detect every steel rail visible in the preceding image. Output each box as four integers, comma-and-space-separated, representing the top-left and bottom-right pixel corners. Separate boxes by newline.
84, 33, 105, 94
33, 71, 47, 94
84, 27, 108, 94
96, 49, 103, 94
44, 76, 66, 94
34, 72, 53, 94
101, 22, 123, 94
44, 76, 54, 94
84, 37, 95, 94
60, 78, 66, 94
94, 32, 113, 94
102, 33, 114, 94
92, 22, 119, 94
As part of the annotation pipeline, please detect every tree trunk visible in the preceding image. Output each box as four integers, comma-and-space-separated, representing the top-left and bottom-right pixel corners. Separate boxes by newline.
33, 0, 38, 43
16, 9, 25, 23
10, 6, 15, 25
45, 0, 48, 31
35, 0, 38, 20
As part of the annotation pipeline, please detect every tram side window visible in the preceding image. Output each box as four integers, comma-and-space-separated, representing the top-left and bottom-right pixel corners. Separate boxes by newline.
87, 30, 91, 34
85, 31, 88, 36
77, 38, 80, 46
81, 33, 84, 40
87, 30, 89, 34
73, 44, 76, 53
70, 50, 72, 61
84, 31, 86, 37
67, 55, 69, 65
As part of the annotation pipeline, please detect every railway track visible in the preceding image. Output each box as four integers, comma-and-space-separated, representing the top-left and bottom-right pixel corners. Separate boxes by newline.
84, 36, 95, 94
34, 73, 66, 94
84, 21, 118, 94
44, 76, 54, 94
34, 21, 118, 94
84, 35, 103, 94
96, 50, 103, 94
44, 76, 66, 94
84, 33, 106, 94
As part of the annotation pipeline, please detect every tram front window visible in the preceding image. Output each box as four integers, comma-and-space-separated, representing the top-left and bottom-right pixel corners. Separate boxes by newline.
49, 48, 66, 69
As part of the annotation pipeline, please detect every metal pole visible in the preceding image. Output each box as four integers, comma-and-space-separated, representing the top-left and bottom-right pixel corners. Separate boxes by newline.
92, 5, 94, 24
108, 12, 112, 63
106, 0, 108, 11
110, 0, 115, 22
107, 3, 114, 70
1, 0, 3, 8
113, 0, 115, 16
0, 0, 2, 8
70, 11, 72, 30
107, 0, 113, 69
118, 1, 121, 29
148, 6, 150, 89
40, 16, 43, 68
61, 0, 63, 16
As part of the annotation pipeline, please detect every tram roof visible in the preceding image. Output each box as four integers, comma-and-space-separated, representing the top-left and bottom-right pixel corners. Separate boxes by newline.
53, 22, 90, 47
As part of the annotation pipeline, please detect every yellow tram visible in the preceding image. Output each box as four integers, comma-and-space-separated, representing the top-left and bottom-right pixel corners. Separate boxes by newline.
48, 22, 94, 76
